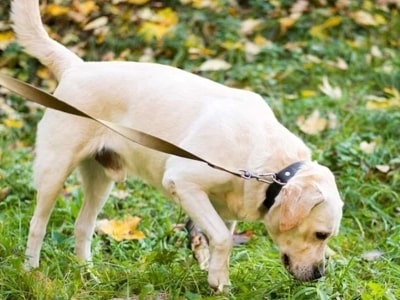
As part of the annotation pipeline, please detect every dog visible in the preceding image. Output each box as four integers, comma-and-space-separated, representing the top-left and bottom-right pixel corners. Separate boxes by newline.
11, 0, 343, 291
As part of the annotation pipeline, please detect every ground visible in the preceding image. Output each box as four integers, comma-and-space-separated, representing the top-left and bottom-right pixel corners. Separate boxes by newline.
0, 0, 399, 299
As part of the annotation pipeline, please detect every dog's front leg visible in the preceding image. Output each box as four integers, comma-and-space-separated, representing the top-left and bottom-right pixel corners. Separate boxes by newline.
163, 178, 233, 292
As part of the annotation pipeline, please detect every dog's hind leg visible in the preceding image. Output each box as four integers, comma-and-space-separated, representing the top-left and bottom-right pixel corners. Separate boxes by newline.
74, 158, 114, 262
26, 149, 79, 268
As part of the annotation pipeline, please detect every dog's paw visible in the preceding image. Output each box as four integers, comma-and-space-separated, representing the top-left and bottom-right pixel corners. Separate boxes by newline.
208, 271, 231, 294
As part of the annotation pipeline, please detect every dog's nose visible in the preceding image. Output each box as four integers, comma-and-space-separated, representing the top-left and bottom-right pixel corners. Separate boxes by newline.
282, 253, 290, 269
312, 263, 325, 280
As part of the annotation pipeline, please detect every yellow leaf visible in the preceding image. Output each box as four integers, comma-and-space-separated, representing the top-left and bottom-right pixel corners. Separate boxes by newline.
300, 90, 317, 98
74, 0, 98, 16
254, 34, 269, 46
188, 0, 221, 9
220, 41, 243, 50
138, 22, 169, 42
279, 13, 300, 34
0, 31, 14, 50
46, 4, 69, 17
374, 14, 387, 25
366, 97, 391, 110
309, 16, 341, 39
323, 16, 342, 28
366, 88, 400, 110
138, 8, 178, 42
36, 67, 51, 80
296, 110, 327, 135
128, 0, 150, 4
3, 119, 23, 129
384, 87, 400, 99
96, 216, 145, 241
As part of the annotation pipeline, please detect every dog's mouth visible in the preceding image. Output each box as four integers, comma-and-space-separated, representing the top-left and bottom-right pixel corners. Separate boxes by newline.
281, 253, 325, 281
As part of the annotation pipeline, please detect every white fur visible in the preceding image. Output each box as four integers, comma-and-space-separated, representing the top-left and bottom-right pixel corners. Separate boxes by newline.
11, 0, 343, 291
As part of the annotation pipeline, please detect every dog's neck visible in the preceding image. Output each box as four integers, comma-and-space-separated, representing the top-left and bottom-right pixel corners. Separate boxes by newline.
263, 161, 305, 209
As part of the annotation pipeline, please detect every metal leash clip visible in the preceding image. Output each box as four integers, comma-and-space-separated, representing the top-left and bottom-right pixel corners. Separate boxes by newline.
238, 170, 283, 184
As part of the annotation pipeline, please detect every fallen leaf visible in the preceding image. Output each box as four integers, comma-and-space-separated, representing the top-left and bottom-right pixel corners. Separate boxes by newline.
240, 19, 262, 36
326, 57, 348, 70
319, 76, 342, 99
46, 4, 69, 16
3, 119, 23, 129
360, 141, 376, 154
185, 0, 221, 10
376, 165, 390, 173
199, 59, 231, 71
300, 90, 317, 98
361, 249, 384, 261
279, 13, 300, 35
371, 45, 383, 58
0, 31, 14, 50
96, 216, 145, 241
290, 0, 309, 14
350, 11, 378, 26
73, 0, 99, 16
128, 0, 150, 4
138, 8, 178, 42
83, 16, 108, 31
296, 110, 327, 135
366, 87, 400, 110
309, 16, 342, 39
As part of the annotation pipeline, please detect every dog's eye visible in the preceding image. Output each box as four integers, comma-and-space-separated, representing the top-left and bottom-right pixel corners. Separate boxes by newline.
315, 232, 329, 240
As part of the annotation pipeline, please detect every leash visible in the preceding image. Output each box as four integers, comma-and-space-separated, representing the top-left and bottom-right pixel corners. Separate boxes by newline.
0, 73, 284, 184
0, 73, 308, 208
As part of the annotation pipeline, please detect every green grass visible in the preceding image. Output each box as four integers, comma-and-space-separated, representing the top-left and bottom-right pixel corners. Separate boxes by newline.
1, 0, 400, 299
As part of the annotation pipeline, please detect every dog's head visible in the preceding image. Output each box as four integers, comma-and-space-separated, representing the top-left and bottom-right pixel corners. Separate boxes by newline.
264, 161, 343, 281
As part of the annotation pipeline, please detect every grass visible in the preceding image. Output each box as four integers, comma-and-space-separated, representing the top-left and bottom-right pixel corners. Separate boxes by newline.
1, 0, 400, 299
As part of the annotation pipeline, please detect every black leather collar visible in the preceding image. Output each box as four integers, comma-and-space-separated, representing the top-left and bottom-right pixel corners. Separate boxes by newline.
263, 161, 305, 209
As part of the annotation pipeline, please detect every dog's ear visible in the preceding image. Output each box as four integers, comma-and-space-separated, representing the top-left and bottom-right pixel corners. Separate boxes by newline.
279, 182, 323, 232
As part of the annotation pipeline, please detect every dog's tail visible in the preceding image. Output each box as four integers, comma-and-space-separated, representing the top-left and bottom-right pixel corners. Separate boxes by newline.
10, 0, 83, 80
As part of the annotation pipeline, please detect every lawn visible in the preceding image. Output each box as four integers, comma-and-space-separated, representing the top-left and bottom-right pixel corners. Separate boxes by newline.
0, 0, 399, 299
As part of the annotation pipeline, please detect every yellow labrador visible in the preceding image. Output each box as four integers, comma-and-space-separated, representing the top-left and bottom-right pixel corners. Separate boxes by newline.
11, 0, 343, 291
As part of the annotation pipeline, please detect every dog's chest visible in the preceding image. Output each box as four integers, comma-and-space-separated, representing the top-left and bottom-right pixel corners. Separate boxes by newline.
208, 190, 247, 220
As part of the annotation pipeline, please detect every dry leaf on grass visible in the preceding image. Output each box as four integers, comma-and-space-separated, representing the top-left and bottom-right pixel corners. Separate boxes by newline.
319, 76, 342, 99
376, 165, 390, 173
361, 249, 384, 261
360, 141, 376, 154
96, 216, 145, 241
296, 110, 327, 135
199, 59, 231, 71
